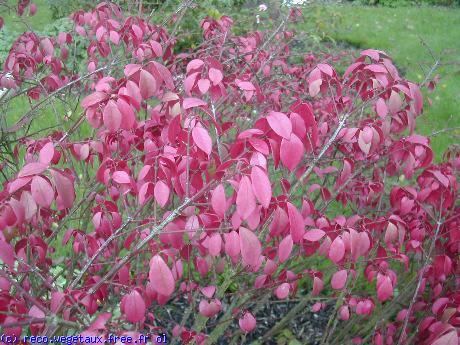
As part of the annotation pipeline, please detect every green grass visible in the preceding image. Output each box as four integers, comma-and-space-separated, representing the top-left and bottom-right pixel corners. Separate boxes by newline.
2, 0, 54, 32
298, 4, 460, 160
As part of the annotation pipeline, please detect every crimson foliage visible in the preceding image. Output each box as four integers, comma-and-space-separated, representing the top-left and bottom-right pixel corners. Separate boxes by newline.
0, 2, 458, 344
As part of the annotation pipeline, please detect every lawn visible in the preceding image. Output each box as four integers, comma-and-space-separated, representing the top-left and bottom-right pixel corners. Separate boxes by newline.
2, 2, 459, 160
298, 4, 460, 160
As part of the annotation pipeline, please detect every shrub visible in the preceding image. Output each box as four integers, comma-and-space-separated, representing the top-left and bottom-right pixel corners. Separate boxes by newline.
0, 1, 458, 344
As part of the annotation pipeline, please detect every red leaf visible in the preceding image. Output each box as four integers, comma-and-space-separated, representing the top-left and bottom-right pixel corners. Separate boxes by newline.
211, 184, 226, 218
183, 97, 207, 109
192, 126, 212, 155
139, 69, 157, 99
103, 100, 122, 132
113, 171, 131, 184
236, 176, 256, 220
31, 175, 54, 207
149, 255, 175, 296
266, 111, 292, 139
154, 181, 170, 207
239, 227, 261, 268
250, 166, 272, 209
331, 270, 348, 290
123, 290, 146, 323
287, 202, 304, 243
51, 170, 75, 209
278, 235, 293, 263
18, 162, 47, 178
209, 68, 223, 85
304, 229, 326, 242
0, 239, 15, 268
280, 133, 304, 171
329, 236, 345, 263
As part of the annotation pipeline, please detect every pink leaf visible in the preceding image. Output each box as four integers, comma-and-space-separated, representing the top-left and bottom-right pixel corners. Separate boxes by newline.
154, 181, 170, 207
183, 97, 207, 109
278, 235, 293, 263
149, 255, 175, 296
31, 175, 54, 207
192, 126, 212, 155
339, 306, 350, 321
266, 111, 292, 139
237, 81, 256, 91
123, 290, 145, 323
186, 59, 204, 73
81, 91, 107, 108
28, 306, 44, 323
199, 299, 221, 317
239, 227, 261, 268
198, 78, 210, 94
432, 331, 459, 345
139, 69, 157, 99
331, 270, 348, 290
318, 63, 334, 76
304, 229, 326, 242
275, 283, 290, 299
109, 30, 120, 45
0, 239, 15, 268
224, 231, 240, 258
376, 98, 388, 119
103, 100, 122, 132
312, 277, 324, 296
239, 312, 256, 333
112, 171, 131, 184
250, 166, 272, 209
39, 142, 54, 165
200, 286, 216, 298
117, 98, 136, 130
208, 233, 222, 257
18, 162, 47, 178
287, 202, 304, 243
280, 133, 304, 171
211, 184, 226, 218
51, 170, 75, 209
208, 68, 223, 85
377, 276, 393, 302
329, 236, 345, 263
236, 176, 256, 220
309, 79, 322, 97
